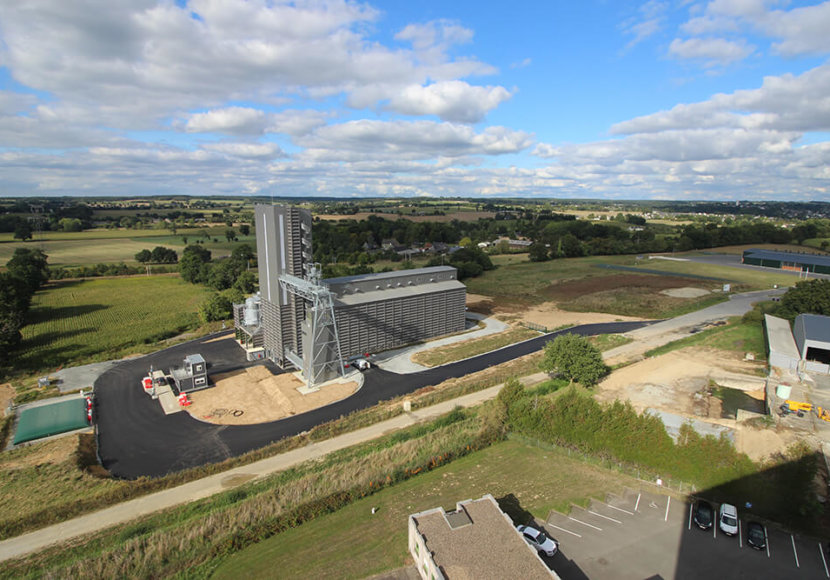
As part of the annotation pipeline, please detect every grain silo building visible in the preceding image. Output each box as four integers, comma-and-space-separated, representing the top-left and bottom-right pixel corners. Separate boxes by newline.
234, 204, 466, 386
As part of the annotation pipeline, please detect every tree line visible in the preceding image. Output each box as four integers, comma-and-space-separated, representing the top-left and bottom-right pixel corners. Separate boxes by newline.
0, 249, 50, 364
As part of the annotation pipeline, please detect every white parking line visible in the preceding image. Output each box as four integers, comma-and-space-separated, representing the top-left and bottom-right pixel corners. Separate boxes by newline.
792, 535, 800, 568
713, 522, 717, 539
765, 529, 770, 558
607, 504, 634, 516
547, 522, 582, 538
687, 504, 692, 530
568, 516, 602, 531
588, 510, 622, 524
739, 521, 742, 548
820, 542, 828, 577
635, 493, 641, 512
665, 497, 671, 522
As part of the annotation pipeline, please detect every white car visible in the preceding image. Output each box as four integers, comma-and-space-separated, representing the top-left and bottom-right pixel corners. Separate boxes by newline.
718, 503, 739, 536
517, 524, 558, 557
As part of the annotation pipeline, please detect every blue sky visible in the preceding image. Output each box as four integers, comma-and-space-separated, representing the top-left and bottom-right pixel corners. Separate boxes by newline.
1, 0, 829, 200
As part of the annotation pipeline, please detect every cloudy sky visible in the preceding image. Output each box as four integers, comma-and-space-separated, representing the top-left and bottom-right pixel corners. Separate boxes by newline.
1, 0, 829, 200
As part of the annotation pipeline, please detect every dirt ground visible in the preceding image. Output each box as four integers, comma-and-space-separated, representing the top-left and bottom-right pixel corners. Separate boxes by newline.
544, 274, 716, 301
0, 383, 14, 410
466, 293, 643, 327
595, 346, 794, 461
184, 365, 359, 425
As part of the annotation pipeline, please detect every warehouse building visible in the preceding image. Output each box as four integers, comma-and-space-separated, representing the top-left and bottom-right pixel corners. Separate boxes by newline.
742, 249, 830, 275
794, 313, 830, 374
234, 204, 466, 386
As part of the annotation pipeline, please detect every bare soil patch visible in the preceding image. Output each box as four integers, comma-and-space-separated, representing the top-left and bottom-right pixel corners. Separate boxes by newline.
0, 383, 14, 410
594, 347, 792, 461
596, 347, 764, 416
514, 303, 644, 329
184, 365, 359, 425
544, 274, 711, 301
661, 287, 711, 298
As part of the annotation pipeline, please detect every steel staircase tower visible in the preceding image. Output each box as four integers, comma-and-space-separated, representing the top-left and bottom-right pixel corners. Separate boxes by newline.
278, 263, 345, 388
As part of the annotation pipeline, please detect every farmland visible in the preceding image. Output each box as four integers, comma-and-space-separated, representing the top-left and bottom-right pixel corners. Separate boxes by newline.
17, 277, 213, 372
0, 228, 254, 266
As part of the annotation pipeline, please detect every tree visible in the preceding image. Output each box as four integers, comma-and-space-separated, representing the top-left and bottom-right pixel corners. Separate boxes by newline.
150, 246, 178, 264
528, 242, 550, 262
134, 249, 152, 264
776, 279, 830, 319
239, 224, 250, 237
225, 228, 237, 242
540, 333, 609, 386
58, 217, 83, 232
198, 292, 233, 323
13, 221, 32, 242
0, 272, 31, 361
179, 245, 212, 284
6, 248, 49, 294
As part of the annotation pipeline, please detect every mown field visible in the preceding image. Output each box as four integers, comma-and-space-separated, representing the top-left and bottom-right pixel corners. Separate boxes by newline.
16, 277, 213, 372
210, 438, 636, 580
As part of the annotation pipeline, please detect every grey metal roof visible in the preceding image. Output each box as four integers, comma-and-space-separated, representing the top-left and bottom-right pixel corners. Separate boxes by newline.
324, 265, 456, 286
333, 279, 465, 307
765, 315, 800, 358
744, 249, 830, 268
796, 313, 830, 344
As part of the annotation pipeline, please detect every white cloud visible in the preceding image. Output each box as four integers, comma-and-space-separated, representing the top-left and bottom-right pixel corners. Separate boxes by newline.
202, 142, 283, 159
297, 120, 533, 161
668, 37, 754, 66
183, 107, 268, 135
621, 0, 669, 49
612, 62, 830, 134
386, 81, 512, 123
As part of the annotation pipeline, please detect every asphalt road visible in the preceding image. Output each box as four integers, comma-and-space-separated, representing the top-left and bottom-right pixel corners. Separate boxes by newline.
95, 320, 652, 479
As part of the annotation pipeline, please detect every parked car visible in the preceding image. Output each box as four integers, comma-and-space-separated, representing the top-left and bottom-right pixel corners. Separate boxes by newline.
746, 521, 766, 550
693, 500, 714, 530
718, 503, 739, 536
517, 524, 558, 557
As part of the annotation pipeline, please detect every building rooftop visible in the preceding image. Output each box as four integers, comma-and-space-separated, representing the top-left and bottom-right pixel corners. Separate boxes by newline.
411, 495, 554, 580
323, 265, 457, 287
333, 279, 465, 307
765, 315, 800, 359
744, 249, 830, 268
796, 313, 830, 343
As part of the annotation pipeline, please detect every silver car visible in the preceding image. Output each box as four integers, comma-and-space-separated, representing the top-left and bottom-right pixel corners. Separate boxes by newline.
517, 524, 558, 557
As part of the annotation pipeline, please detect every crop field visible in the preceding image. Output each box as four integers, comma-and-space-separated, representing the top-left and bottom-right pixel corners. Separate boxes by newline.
626, 257, 797, 289
17, 277, 212, 372
0, 230, 248, 266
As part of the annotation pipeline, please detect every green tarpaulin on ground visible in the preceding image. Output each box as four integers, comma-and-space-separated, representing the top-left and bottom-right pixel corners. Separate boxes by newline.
13, 398, 88, 444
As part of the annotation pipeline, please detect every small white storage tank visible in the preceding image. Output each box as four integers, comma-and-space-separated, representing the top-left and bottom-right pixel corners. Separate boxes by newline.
244, 294, 261, 326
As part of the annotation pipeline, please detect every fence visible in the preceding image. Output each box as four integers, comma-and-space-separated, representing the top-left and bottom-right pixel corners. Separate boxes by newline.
521, 321, 548, 333
510, 433, 697, 496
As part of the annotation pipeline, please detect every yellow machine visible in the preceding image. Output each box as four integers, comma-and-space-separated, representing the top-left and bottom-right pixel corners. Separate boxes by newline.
817, 407, 830, 422
783, 400, 813, 413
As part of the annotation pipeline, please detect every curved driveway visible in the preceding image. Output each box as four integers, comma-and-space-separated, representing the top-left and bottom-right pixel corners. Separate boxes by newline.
96, 320, 652, 479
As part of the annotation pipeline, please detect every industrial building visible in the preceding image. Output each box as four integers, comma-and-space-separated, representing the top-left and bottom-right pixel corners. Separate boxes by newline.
742, 249, 830, 275
765, 313, 830, 375
234, 204, 467, 387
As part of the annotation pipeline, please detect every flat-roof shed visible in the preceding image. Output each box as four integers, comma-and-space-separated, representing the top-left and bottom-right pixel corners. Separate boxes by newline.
765, 314, 801, 371
794, 313, 830, 374
13, 398, 89, 445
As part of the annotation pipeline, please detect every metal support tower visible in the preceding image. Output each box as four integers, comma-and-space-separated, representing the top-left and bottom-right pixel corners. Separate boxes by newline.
278, 264, 345, 388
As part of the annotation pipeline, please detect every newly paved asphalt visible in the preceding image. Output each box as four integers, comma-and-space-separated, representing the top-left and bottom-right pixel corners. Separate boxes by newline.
95, 320, 652, 479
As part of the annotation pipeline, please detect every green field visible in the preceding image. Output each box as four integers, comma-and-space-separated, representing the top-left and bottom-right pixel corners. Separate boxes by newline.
16, 277, 213, 372
211, 439, 637, 580
0, 228, 253, 266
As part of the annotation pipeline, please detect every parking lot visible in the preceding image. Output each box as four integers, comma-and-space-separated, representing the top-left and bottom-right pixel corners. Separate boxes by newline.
545, 488, 829, 579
